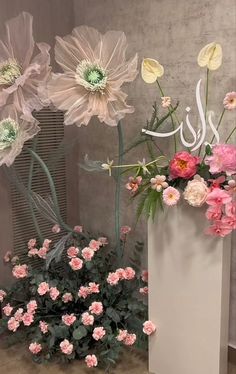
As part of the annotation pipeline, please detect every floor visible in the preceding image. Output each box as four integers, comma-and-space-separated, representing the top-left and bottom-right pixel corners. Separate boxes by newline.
0, 343, 235, 374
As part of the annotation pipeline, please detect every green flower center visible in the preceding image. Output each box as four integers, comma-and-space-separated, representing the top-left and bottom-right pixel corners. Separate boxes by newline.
76, 60, 107, 92
0, 118, 19, 150
0, 58, 21, 86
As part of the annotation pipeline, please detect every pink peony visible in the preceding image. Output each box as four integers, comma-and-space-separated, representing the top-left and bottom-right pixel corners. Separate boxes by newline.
205, 144, 236, 176
140, 287, 149, 295
143, 320, 157, 335
223, 92, 236, 110
73, 225, 83, 233
206, 205, 222, 221
14, 308, 23, 322
62, 313, 76, 326
107, 272, 120, 286
29, 342, 42, 355
163, 186, 180, 206
85, 354, 98, 368
141, 270, 148, 283
69, 257, 83, 271
124, 267, 136, 280
89, 240, 100, 251
51, 224, 61, 234
3, 303, 13, 316
170, 151, 200, 179
92, 327, 106, 341
81, 312, 94, 326
60, 339, 73, 355
98, 237, 108, 246
206, 220, 232, 237
116, 329, 128, 342
206, 188, 232, 206
8, 317, 20, 332
49, 287, 60, 300
82, 247, 95, 261
150, 175, 168, 192
88, 282, 100, 294
0, 289, 6, 302
37, 282, 50, 295
62, 292, 73, 303
12, 264, 28, 278
22, 312, 34, 326
39, 320, 48, 334
67, 246, 79, 258
27, 300, 37, 314
78, 286, 90, 299
126, 176, 142, 194
89, 301, 103, 316
124, 333, 136, 346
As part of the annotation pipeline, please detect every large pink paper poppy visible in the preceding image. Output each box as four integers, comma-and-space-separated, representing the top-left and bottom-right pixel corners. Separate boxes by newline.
0, 12, 51, 119
48, 26, 138, 126
0, 104, 39, 167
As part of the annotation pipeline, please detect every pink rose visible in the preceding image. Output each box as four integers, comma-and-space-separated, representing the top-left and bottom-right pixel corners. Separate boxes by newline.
12, 264, 28, 279
89, 301, 103, 316
143, 320, 156, 336
170, 151, 200, 179
73, 225, 83, 233
29, 342, 42, 354
116, 329, 128, 342
39, 321, 48, 334
206, 188, 232, 206
0, 289, 6, 302
78, 286, 90, 299
205, 144, 236, 176
27, 300, 37, 314
69, 257, 83, 271
141, 270, 148, 283
124, 333, 136, 346
140, 287, 149, 295
3, 303, 13, 316
92, 327, 106, 341
81, 312, 94, 326
14, 308, 23, 322
22, 312, 34, 326
85, 354, 98, 368
124, 267, 136, 280
82, 247, 95, 261
67, 246, 79, 258
49, 287, 60, 300
88, 282, 100, 294
62, 292, 73, 303
62, 313, 76, 326
89, 240, 100, 251
8, 317, 20, 332
183, 175, 209, 207
37, 282, 50, 295
107, 272, 120, 286
60, 339, 73, 355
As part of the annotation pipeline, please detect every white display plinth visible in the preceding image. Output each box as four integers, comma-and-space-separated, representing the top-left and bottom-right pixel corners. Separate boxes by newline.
148, 204, 231, 374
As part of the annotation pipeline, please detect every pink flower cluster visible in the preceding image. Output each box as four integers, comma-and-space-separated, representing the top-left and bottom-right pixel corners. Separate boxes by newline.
107, 267, 136, 286
67, 238, 104, 270
116, 329, 136, 346
0, 289, 6, 302
28, 238, 52, 259
37, 282, 60, 300
78, 282, 100, 299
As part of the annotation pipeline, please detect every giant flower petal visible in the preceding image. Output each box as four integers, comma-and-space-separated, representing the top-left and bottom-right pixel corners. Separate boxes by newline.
48, 26, 138, 127
197, 42, 222, 70
0, 12, 51, 119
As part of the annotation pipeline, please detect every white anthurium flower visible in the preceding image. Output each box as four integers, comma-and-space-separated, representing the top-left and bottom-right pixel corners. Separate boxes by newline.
197, 42, 222, 70
141, 58, 164, 83
101, 159, 114, 176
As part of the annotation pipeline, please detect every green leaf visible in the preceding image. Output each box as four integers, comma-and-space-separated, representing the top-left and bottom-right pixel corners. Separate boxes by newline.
106, 307, 120, 323
205, 144, 213, 155
73, 326, 87, 340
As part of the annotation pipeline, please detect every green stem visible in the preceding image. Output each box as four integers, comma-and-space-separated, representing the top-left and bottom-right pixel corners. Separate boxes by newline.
115, 121, 124, 261
225, 125, 236, 143
27, 149, 72, 234
156, 80, 177, 153
202, 108, 225, 161
28, 138, 43, 244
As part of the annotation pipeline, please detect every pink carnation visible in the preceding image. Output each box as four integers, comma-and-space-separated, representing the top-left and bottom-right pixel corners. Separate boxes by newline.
3, 303, 13, 316
89, 301, 103, 316
67, 246, 79, 258
170, 151, 200, 179
81, 312, 94, 326
92, 327, 106, 341
124, 333, 136, 346
12, 264, 28, 279
85, 354, 98, 368
37, 282, 50, 295
89, 240, 100, 251
62, 292, 73, 303
107, 272, 120, 286
37, 247, 47, 259
116, 329, 128, 342
51, 224, 61, 234
205, 144, 236, 176
206, 188, 232, 206
60, 339, 73, 355
88, 282, 100, 294
22, 312, 34, 326
82, 247, 95, 261
141, 270, 148, 283
124, 267, 136, 280
29, 342, 42, 355
140, 287, 149, 295
62, 313, 76, 326
14, 308, 23, 322
163, 187, 180, 206
42, 239, 51, 249
28, 248, 38, 257
78, 286, 90, 299
49, 287, 60, 300
69, 257, 83, 271
39, 321, 48, 334
143, 320, 157, 335
73, 225, 83, 233
8, 317, 20, 332
27, 300, 37, 314
0, 289, 6, 302
28, 238, 37, 249
116, 268, 126, 280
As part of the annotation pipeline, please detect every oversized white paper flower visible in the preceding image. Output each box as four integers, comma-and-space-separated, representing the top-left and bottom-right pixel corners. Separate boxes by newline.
197, 42, 222, 70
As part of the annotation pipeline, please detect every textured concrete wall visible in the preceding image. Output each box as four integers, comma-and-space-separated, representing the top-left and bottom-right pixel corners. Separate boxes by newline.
73, 0, 236, 344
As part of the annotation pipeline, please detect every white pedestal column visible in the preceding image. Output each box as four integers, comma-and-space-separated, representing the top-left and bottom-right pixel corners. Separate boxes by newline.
148, 204, 231, 374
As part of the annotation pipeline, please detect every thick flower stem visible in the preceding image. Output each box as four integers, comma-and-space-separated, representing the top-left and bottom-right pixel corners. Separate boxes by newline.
115, 121, 124, 261
225, 126, 236, 143
28, 138, 43, 244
